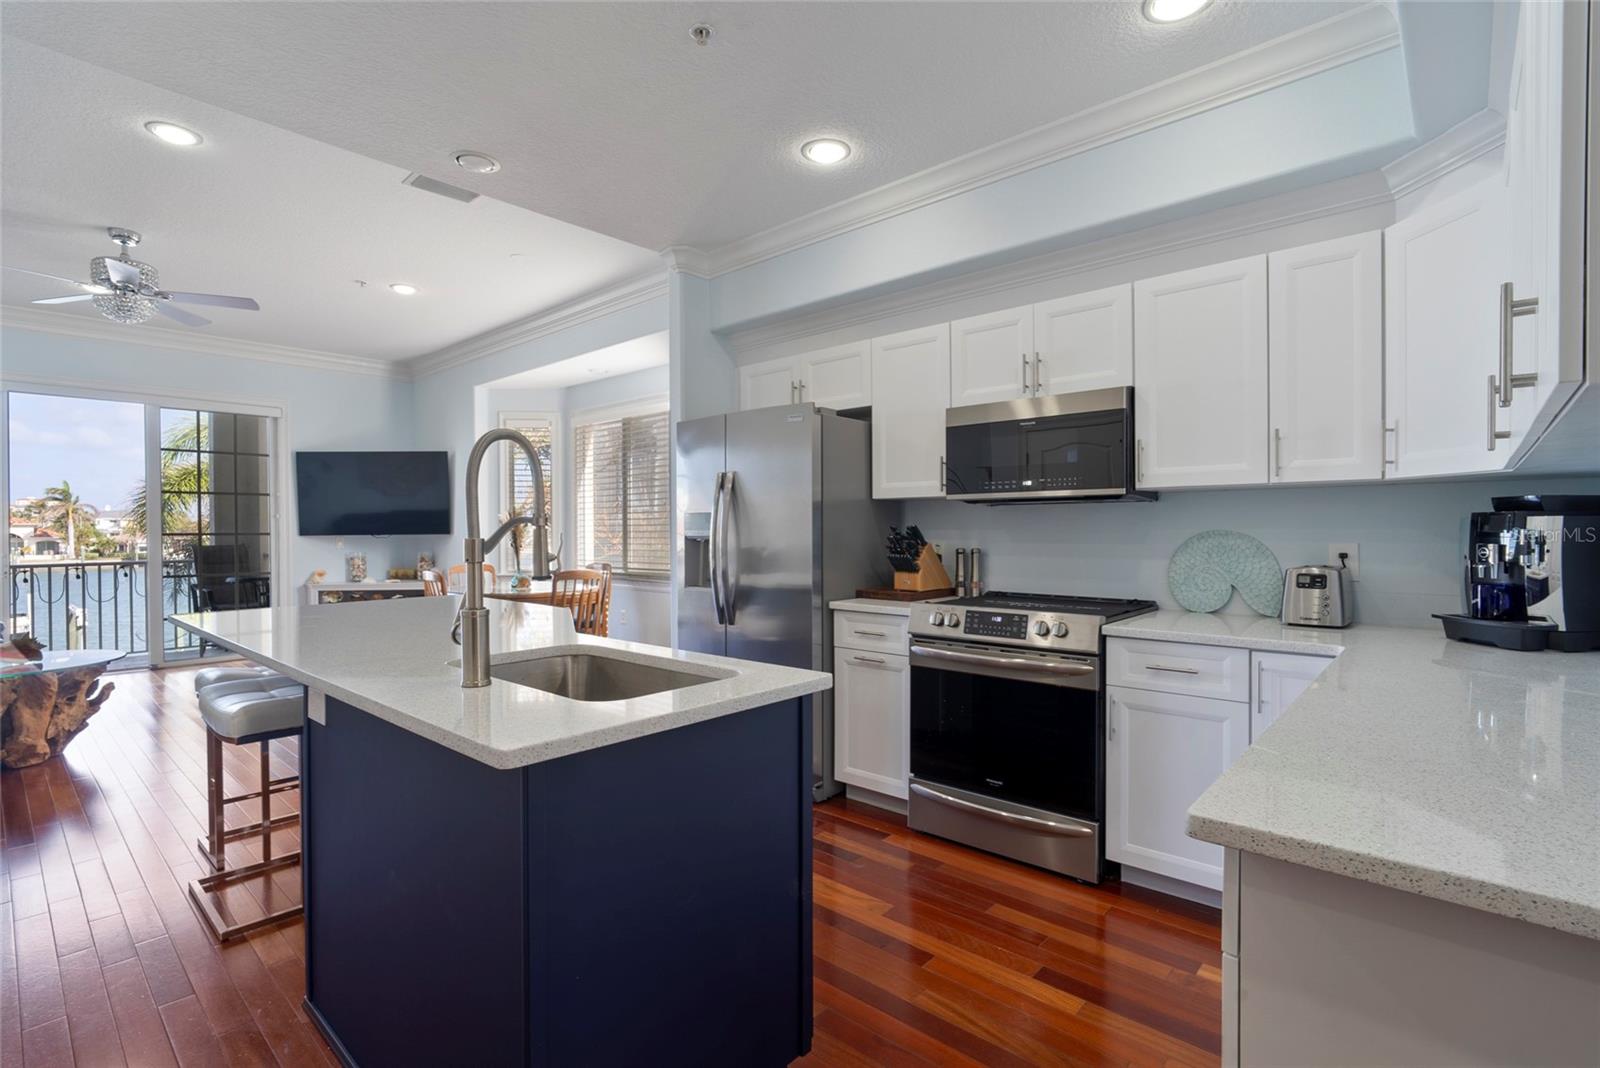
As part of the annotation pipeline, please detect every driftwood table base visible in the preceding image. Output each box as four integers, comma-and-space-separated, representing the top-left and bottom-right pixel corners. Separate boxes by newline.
0, 665, 116, 768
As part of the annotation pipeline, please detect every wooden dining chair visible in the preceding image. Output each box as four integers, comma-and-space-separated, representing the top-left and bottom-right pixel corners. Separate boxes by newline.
446, 562, 496, 594
550, 568, 608, 636
418, 569, 448, 597
583, 562, 614, 636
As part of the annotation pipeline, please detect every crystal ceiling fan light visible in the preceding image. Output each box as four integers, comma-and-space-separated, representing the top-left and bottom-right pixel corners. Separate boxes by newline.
89, 254, 159, 324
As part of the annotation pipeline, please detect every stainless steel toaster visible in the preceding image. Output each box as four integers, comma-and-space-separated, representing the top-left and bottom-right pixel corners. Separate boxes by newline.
1281, 565, 1352, 628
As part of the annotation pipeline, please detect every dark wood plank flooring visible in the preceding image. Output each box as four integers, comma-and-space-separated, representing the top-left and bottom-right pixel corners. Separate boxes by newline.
3, 665, 1220, 1066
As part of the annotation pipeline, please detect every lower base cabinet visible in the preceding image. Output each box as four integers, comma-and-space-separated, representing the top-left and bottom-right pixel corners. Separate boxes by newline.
1106, 684, 1248, 891
832, 647, 910, 799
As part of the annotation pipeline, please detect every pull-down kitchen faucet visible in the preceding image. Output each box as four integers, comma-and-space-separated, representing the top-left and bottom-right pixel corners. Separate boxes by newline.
457, 428, 554, 687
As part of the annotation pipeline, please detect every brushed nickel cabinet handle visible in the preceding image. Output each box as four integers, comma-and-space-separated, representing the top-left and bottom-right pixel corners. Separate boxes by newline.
1273, 427, 1283, 477
1383, 422, 1398, 467
851, 655, 886, 666
853, 629, 887, 638
1497, 281, 1539, 407
1487, 375, 1512, 451
1147, 664, 1201, 675
1021, 353, 1030, 396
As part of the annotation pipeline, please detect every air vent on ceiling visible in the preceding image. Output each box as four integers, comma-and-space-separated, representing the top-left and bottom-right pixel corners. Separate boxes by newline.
401, 172, 479, 204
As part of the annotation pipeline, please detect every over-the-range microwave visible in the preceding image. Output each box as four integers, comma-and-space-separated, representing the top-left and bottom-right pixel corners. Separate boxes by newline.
943, 386, 1154, 503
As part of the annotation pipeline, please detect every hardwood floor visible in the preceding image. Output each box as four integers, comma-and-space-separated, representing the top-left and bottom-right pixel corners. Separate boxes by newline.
3, 665, 1221, 1066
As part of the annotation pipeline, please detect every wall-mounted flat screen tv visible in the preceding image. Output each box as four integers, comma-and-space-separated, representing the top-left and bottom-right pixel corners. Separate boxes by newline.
295, 451, 451, 535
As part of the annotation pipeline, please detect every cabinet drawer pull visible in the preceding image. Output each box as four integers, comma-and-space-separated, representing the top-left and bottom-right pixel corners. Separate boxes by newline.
851, 655, 887, 666
1146, 664, 1200, 675
853, 628, 887, 637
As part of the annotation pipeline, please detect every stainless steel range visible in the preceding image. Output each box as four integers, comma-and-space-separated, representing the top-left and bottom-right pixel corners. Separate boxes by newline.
908, 592, 1157, 883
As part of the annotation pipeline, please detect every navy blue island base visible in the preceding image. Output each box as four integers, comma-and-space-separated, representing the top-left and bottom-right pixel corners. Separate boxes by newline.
299, 694, 814, 1067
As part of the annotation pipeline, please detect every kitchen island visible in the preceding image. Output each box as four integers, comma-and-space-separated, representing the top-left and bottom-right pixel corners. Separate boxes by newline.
1110, 612, 1600, 1067
172, 596, 831, 1068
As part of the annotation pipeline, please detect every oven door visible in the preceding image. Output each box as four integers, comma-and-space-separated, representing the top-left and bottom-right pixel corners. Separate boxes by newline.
908, 639, 1101, 821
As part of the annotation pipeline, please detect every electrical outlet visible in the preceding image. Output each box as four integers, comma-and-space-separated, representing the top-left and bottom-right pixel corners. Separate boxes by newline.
1328, 542, 1359, 580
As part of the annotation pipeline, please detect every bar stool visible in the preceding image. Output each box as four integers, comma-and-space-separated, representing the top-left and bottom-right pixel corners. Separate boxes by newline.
189, 675, 306, 941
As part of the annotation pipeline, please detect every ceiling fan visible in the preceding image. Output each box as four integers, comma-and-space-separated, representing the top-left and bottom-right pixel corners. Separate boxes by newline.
3, 227, 260, 327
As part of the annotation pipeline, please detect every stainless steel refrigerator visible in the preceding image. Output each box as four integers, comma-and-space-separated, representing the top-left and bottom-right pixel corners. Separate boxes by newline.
677, 404, 894, 800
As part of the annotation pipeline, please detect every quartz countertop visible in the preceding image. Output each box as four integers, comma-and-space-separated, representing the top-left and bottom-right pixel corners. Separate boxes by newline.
1105, 611, 1600, 940
828, 598, 921, 616
171, 597, 831, 771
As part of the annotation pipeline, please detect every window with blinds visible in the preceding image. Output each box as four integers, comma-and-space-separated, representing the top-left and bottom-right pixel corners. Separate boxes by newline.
574, 409, 670, 576
500, 416, 554, 573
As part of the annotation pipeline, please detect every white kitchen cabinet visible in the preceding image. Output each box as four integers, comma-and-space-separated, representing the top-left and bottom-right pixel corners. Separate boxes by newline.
870, 324, 950, 499
1267, 233, 1383, 483
740, 341, 872, 411
1250, 652, 1331, 740
1106, 684, 1249, 890
739, 357, 800, 410
1133, 255, 1269, 489
1501, 0, 1587, 458
950, 305, 1033, 407
832, 646, 910, 799
1384, 182, 1511, 477
800, 340, 872, 410
1033, 284, 1134, 397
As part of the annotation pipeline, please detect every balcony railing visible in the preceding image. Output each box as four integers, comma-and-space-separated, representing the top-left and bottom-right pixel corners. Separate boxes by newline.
6, 559, 214, 661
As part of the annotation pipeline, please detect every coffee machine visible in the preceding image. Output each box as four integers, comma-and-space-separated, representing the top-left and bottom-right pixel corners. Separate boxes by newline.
1436, 495, 1600, 651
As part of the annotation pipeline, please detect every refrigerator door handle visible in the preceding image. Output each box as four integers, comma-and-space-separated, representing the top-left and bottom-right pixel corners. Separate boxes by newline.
709, 471, 727, 624
722, 471, 738, 625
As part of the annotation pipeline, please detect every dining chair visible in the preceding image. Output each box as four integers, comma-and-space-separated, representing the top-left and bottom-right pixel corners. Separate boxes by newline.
551, 568, 608, 636
418, 569, 448, 597
446, 562, 496, 594
583, 562, 614, 636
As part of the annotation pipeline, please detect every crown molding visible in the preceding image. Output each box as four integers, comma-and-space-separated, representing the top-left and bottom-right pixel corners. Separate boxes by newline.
659, 247, 713, 278
1381, 108, 1507, 199
722, 170, 1397, 356
408, 269, 670, 378
688, 2, 1399, 279
0, 305, 405, 379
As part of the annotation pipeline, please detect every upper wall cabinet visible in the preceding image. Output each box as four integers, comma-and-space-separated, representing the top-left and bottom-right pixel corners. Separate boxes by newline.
1134, 255, 1269, 489
1502, 0, 1588, 456
1385, 183, 1511, 478
739, 341, 872, 412
950, 305, 1033, 407
1267, 233, 1383, 483
1034, 284, 1134, 397
870, 324, 950, 499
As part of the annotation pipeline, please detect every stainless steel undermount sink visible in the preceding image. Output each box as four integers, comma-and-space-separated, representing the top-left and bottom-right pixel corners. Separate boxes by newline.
489, 651, 723, 701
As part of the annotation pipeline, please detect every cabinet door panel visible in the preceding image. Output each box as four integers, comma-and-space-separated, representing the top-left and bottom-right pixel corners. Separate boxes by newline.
1384, 183, 1511, 477
1268, 233, 1383, 483
1106, 685, 1248, 890
801, 341, 871, 410
1133, 256, 1268, 489
740, 358, 797, 411
950, 306, 1032, 407
1034, 285, 1133, 396
1250, 652, 1331, 741
870, 324, 951, 499
833, 649, 909, 799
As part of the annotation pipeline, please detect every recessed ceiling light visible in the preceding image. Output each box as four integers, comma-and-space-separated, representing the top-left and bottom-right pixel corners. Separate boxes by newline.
453, 151, 501, 174
801, 138, 852, 166
145, 121, 203, 146
389, 283, 419, 296
1143, 0, 1211, 23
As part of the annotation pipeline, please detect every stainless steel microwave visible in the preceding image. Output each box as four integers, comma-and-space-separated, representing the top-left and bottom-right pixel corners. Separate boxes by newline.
943, 387, 1151, 503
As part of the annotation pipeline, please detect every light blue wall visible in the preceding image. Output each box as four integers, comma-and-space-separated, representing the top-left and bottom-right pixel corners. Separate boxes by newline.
709, 49, 1415, 330
905, 475, 1600, 628
1, 325, 420, 586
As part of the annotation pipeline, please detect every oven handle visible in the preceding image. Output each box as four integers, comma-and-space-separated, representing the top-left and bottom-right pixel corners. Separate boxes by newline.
909, 643, 1096, 677
910, 783, 1095, 837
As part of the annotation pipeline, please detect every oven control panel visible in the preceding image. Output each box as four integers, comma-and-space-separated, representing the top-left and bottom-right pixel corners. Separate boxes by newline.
960, 611, 1028, 640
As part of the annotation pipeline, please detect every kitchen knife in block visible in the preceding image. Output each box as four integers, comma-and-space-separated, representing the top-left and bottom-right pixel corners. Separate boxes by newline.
893, 544, 953, 592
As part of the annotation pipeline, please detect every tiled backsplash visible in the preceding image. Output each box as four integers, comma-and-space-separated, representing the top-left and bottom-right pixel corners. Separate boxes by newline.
906, 475, 1600, 628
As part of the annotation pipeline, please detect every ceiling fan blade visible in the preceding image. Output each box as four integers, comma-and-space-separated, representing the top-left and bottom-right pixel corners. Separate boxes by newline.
155, 302, 211, 327
162, 291, 260, 311
3, 265, 109, 293
32, 294, 95, 304
103, 258, 141, 287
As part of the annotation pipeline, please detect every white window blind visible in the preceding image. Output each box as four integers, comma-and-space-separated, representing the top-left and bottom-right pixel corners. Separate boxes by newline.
500, 416, 554, 573
574, 409, 670, 576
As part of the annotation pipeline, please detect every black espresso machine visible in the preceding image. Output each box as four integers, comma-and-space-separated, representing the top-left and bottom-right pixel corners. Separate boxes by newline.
1435, 495, 1600, 652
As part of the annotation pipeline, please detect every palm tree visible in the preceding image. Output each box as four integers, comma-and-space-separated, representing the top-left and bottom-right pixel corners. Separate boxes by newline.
126, 420, 207, 539
28, 481, 97, 559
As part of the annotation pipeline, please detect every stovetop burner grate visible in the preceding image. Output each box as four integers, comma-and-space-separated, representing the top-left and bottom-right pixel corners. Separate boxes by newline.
944, 591, 1159, 620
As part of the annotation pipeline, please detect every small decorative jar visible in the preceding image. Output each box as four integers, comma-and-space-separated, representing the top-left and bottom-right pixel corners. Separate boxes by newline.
345, 552, 368, 583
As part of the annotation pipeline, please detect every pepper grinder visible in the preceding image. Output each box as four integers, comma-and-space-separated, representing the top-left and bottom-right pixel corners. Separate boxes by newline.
969, 548, 983, 597
954, 548, 968, 596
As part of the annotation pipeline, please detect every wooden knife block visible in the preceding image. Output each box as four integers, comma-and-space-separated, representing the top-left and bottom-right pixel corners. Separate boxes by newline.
893, 545, 953, 592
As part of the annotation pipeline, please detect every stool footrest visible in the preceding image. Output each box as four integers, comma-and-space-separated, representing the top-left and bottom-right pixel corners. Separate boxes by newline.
188, 853, 303, 942
195, 811, 300, 872
221, 776, 299, 806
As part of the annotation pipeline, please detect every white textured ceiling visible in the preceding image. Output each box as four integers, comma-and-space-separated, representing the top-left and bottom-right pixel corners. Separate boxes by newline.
487, 331, 669, 392
3, 0, 1365, 254
0, 37, 661, 362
